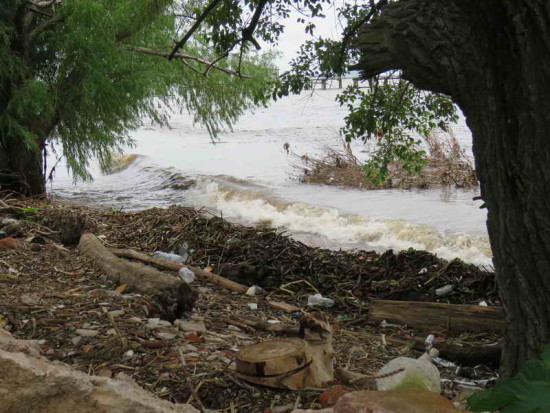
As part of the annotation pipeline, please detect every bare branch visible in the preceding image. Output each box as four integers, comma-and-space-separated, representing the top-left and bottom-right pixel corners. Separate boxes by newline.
168, 0, 223, 60
204, 0, 269, 76
337, 0, 388, 67
127, 46, 251, 78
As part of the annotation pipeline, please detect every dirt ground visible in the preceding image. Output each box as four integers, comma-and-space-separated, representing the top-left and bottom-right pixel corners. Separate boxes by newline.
0, 197, 500, 412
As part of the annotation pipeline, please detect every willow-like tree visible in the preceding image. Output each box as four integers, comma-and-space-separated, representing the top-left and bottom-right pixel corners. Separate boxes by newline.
0, 0, 276, 194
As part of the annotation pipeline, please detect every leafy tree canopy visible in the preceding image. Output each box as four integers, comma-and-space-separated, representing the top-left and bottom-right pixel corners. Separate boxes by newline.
1, 0, 278, 181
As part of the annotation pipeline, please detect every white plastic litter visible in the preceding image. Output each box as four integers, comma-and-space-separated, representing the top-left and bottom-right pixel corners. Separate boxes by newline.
307, 293, 334, 308
435, 284, 454, 296
178, 267, 196, 283
153, 251, 186, 263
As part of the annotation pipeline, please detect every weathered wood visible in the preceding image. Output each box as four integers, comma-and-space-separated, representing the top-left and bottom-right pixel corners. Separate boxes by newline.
355, 331, 501, 368
79, 234, 196, 320
369, 300, 505, 333
110, 247, 248, 293
267, 301, 300, 313
236, 314, 334, 390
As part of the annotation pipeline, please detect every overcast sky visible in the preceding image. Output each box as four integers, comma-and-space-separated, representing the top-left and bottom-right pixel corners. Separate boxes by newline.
265, 5, 345, 70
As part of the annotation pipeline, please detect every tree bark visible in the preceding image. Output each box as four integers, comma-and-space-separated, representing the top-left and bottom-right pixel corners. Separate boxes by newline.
352, 0, 550, 376
0, 135, 45, 196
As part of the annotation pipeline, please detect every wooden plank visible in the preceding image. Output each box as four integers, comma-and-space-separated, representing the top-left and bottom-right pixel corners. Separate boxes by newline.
369, 300, 505, 333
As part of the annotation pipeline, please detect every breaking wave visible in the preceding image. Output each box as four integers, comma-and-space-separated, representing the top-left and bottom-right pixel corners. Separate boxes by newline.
185, 177, 492, 266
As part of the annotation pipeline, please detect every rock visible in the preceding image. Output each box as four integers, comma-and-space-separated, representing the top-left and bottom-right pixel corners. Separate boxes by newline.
176, 321, 207, 333
0, 327, 197, 412
75, 329, 100, 337
376, 354, 441, 393
227, 325, 241, 332
72, 336, 83, 346
332, 389, 461, 412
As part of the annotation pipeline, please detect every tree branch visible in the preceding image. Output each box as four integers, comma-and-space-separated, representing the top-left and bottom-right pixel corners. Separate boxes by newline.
168, 0, 223, 60
127, 46, 251, 78
338, 0, 388, 68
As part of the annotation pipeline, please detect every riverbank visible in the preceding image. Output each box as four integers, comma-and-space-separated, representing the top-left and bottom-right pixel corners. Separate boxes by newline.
0, 197, 499, 411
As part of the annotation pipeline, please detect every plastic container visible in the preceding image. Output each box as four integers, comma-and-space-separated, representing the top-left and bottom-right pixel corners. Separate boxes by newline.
153, 251, 186, 263
178, 267, 196, 283
307, 294, 335, 308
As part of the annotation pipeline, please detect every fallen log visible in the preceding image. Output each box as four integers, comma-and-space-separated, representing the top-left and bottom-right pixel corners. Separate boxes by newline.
354, 331, 501, 368
110, 247, 248, 293
79, 234, 196, 320
369, 300, 505, 333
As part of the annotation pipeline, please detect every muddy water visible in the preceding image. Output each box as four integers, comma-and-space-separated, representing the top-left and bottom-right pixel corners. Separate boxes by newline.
51, 89, 490, 266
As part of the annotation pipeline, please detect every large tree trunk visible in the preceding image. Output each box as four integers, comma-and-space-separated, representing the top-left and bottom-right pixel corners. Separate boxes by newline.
352, 0, 550, 376
0, 135, 45, 196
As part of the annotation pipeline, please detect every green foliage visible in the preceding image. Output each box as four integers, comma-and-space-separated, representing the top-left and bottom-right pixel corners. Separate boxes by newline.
1, 0, 277, 181
468, 348, 550, 412
273, 1, 458, 185
338, 80, 457, 183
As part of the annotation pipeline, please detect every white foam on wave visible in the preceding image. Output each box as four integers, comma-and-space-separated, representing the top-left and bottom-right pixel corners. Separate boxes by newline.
186, 177, 493, 266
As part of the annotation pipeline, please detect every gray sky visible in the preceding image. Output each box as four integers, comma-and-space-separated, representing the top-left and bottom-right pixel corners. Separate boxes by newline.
265, 5, 345, 70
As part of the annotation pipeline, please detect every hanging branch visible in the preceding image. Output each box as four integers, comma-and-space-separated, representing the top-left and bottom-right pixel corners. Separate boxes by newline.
337, 0, 388, 68
168, 0, 223, 60
204, 0, 269, 76
128, 46, 251, 78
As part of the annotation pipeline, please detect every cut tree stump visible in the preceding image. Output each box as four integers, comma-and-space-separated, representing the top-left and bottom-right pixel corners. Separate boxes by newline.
369, 300, 505, 333
236, 312, 334, 390
79, 234, 196, 320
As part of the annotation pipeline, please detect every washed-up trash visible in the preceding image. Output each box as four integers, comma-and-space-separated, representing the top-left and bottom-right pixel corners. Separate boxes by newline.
418, 267, 428, 274
435, 284, 454, 296
478, 300, 488, 306
307, 293, 334, 308
177, 242, 189, 263
153, 251, 186, 263
248, 303, 258, 310
376, 353, 441, 393
178, 267, 195, 283
246, 285, 264, 296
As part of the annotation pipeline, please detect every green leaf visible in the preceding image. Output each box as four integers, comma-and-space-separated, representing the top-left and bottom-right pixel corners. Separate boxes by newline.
469, 348, 550, 412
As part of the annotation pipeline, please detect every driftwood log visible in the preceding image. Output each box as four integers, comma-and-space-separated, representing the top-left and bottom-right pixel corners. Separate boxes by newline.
355, 331, 501, 368
79, 234, 196, 320
369, 300, 505, 333
110, 248, 248, 293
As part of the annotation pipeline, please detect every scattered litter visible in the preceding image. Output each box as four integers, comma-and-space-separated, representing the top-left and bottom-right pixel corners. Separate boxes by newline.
435, 284, 454, 296
153, 251, 186, 263
247, 303, 258, 310
267, 319, 281, 324
376, 353, 441, 393
178, 267, 195, 283
418, 267, 428, 274
479, 300, 488, 306
307, 294, 334, 308
246, 285, 264, 296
